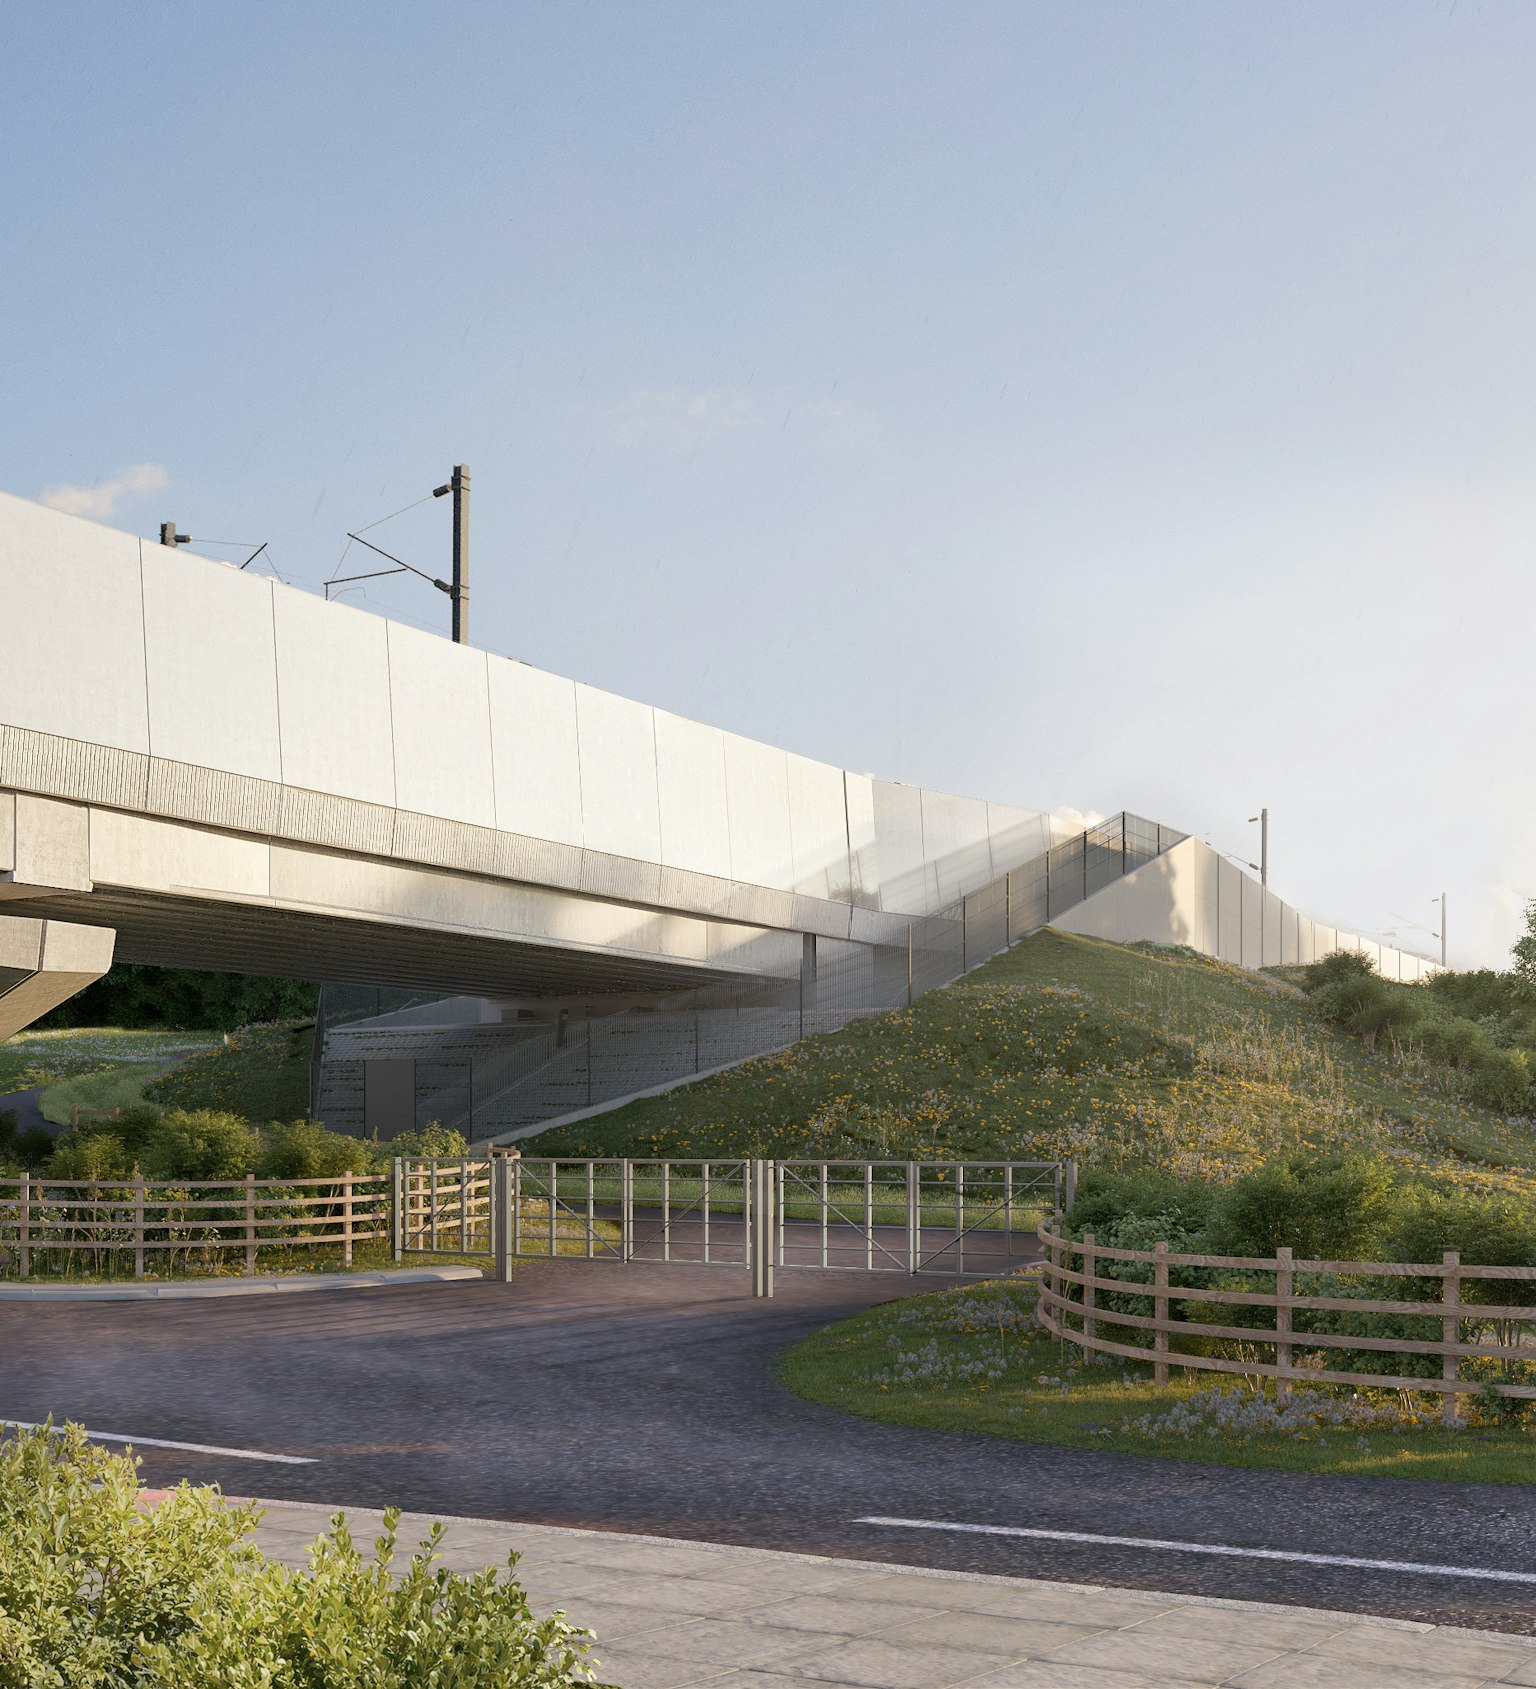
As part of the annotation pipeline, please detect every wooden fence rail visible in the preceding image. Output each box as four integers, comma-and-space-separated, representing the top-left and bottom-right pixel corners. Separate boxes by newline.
0, 1173, 391, 1279
1036, 1218, 1536, 1425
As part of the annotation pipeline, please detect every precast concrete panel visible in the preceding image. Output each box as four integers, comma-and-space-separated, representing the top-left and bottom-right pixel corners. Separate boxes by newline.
1263, 890, 1285, 967
871, 781, 929, 914
487, 661, 582, 849
1193, 841, 1220, 953
1241, 875, 1264, 970
0, 496, 149, 754
575, 685, 661, 863
921, 790, 995, 905
140, 549, 282, 782
1217, 856, 1242, 962
386, 622, 496, 828
89, 809, 271, 899
786, 752, 851, 903
268, 844, 706, 961
986, 803, 1051, 879
722, 732, 793, 891
653, 710, 731, 879
843, 773, 879, 908
272, 587, 396, 808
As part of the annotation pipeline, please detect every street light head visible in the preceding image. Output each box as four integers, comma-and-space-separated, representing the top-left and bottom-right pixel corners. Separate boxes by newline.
432, 483, 451, 498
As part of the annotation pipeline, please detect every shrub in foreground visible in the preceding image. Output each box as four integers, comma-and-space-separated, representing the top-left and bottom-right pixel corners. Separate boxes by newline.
0, 1423, 595, 1688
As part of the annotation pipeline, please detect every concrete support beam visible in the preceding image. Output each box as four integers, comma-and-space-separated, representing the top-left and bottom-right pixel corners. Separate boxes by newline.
0, 913, 116, 1039
0, 793, 93, 900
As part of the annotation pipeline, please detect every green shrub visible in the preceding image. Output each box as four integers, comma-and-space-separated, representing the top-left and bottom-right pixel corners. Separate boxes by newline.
142, 1110, 261, 1181
260, 1119, 373, 1181
0, 1423, 594, 1688
96, 1102, 164, 1156
11, 1125, 54, 1172
1417, 1016, 1489, 1071
49, 1131, 133, 1182
1388, 1186, 1536, 1305
1303, 949, 1377, 991
1465, 1044, 1532, 1112
1065, 1168, 1215, 1239
1203, 1151, 1399, 1261
389, 1121, 470, 1159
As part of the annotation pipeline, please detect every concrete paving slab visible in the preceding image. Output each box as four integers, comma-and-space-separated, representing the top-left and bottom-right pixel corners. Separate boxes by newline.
242, 1500, 1536, 1689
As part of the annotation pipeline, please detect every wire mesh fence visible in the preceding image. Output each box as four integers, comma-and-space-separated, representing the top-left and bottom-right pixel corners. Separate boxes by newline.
318, 815, 1181, 1143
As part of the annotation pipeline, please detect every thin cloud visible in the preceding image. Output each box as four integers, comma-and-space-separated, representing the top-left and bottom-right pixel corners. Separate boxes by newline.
1052, 805, 1109, 834
40, 462, 169, 519
605, 389, 763, 451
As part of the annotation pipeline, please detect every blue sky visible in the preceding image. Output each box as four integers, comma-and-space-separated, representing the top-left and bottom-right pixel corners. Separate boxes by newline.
4, 1, 1532, 965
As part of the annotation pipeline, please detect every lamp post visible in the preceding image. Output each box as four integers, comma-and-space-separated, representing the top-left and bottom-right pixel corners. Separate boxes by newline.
1433, 892, 1447, 969
1248, 809, 1269, 887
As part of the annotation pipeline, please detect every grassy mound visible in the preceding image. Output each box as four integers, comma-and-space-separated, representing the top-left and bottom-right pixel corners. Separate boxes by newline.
532, 931, 1536, 1197
145, 1021, 314, 1121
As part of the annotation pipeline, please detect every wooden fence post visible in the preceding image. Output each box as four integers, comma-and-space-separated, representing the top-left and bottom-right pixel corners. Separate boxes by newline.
19, 1171, 30, 1280
1153, 1240, 1169, 1385
244, 1174, 257, 1275
1082, 1231, 1097, 1352
133, 1175, 145, 1281
342, 1170, 354, 1269
1275, 1246, 1293, 1401
1442, 1250, 1461, 1427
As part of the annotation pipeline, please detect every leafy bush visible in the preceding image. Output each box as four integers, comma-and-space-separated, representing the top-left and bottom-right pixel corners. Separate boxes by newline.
1203, 1151, 1399, 1261
49, 1131, 133, 1181
389, 1121, 470, 1159
1066, 1168, 1217, 1239
141, 1110, 262, 1181
11, 1125, 55, 1172
260, 1118, 374, 1181
1302, 949, 1378, 992
1388, 1186, 1536, 1306
0, 1423, 595, 1688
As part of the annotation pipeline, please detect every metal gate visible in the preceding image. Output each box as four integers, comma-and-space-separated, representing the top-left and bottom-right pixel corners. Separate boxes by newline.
395, 1154, 1071, 1296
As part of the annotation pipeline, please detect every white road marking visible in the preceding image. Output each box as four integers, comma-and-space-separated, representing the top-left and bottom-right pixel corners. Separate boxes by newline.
4, 1419, 316, 1465
855, 1516, 1536, 1585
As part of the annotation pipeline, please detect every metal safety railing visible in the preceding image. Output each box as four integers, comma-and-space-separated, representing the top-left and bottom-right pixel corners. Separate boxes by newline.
394, 1155, 1071, 1296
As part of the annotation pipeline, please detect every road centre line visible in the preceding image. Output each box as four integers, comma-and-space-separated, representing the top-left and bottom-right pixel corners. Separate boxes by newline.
4, 1419, 316, 1465
855, 1517, 1536, 1586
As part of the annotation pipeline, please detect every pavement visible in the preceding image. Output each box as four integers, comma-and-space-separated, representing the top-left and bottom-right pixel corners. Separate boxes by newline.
7, 1261, 1536, 1635
0, 1264, 482, 1299
0, 1084, 50, 1133
251, 1499, 1536, 1689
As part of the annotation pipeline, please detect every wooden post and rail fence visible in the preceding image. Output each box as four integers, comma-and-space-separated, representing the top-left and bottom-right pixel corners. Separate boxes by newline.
1036, 1216, 1536, 1423
0, 1172, 387, 1279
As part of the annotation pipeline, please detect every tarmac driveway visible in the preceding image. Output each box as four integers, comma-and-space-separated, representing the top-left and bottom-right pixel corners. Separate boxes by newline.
4, 1261, 1535, 1634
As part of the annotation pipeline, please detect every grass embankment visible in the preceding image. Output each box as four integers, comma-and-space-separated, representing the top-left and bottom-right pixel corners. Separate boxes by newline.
533, 930, 1536, 1197
144, 1021, 314, 1121
779, 1277, 1536, 1485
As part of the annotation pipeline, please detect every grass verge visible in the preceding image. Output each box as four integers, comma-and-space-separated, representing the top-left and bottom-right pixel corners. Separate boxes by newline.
777, 1276, 1536, 1485
0, 1029, 220, 1101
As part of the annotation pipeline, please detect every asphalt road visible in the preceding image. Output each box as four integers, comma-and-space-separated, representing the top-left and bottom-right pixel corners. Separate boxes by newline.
5, 1262, 1536, 1633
